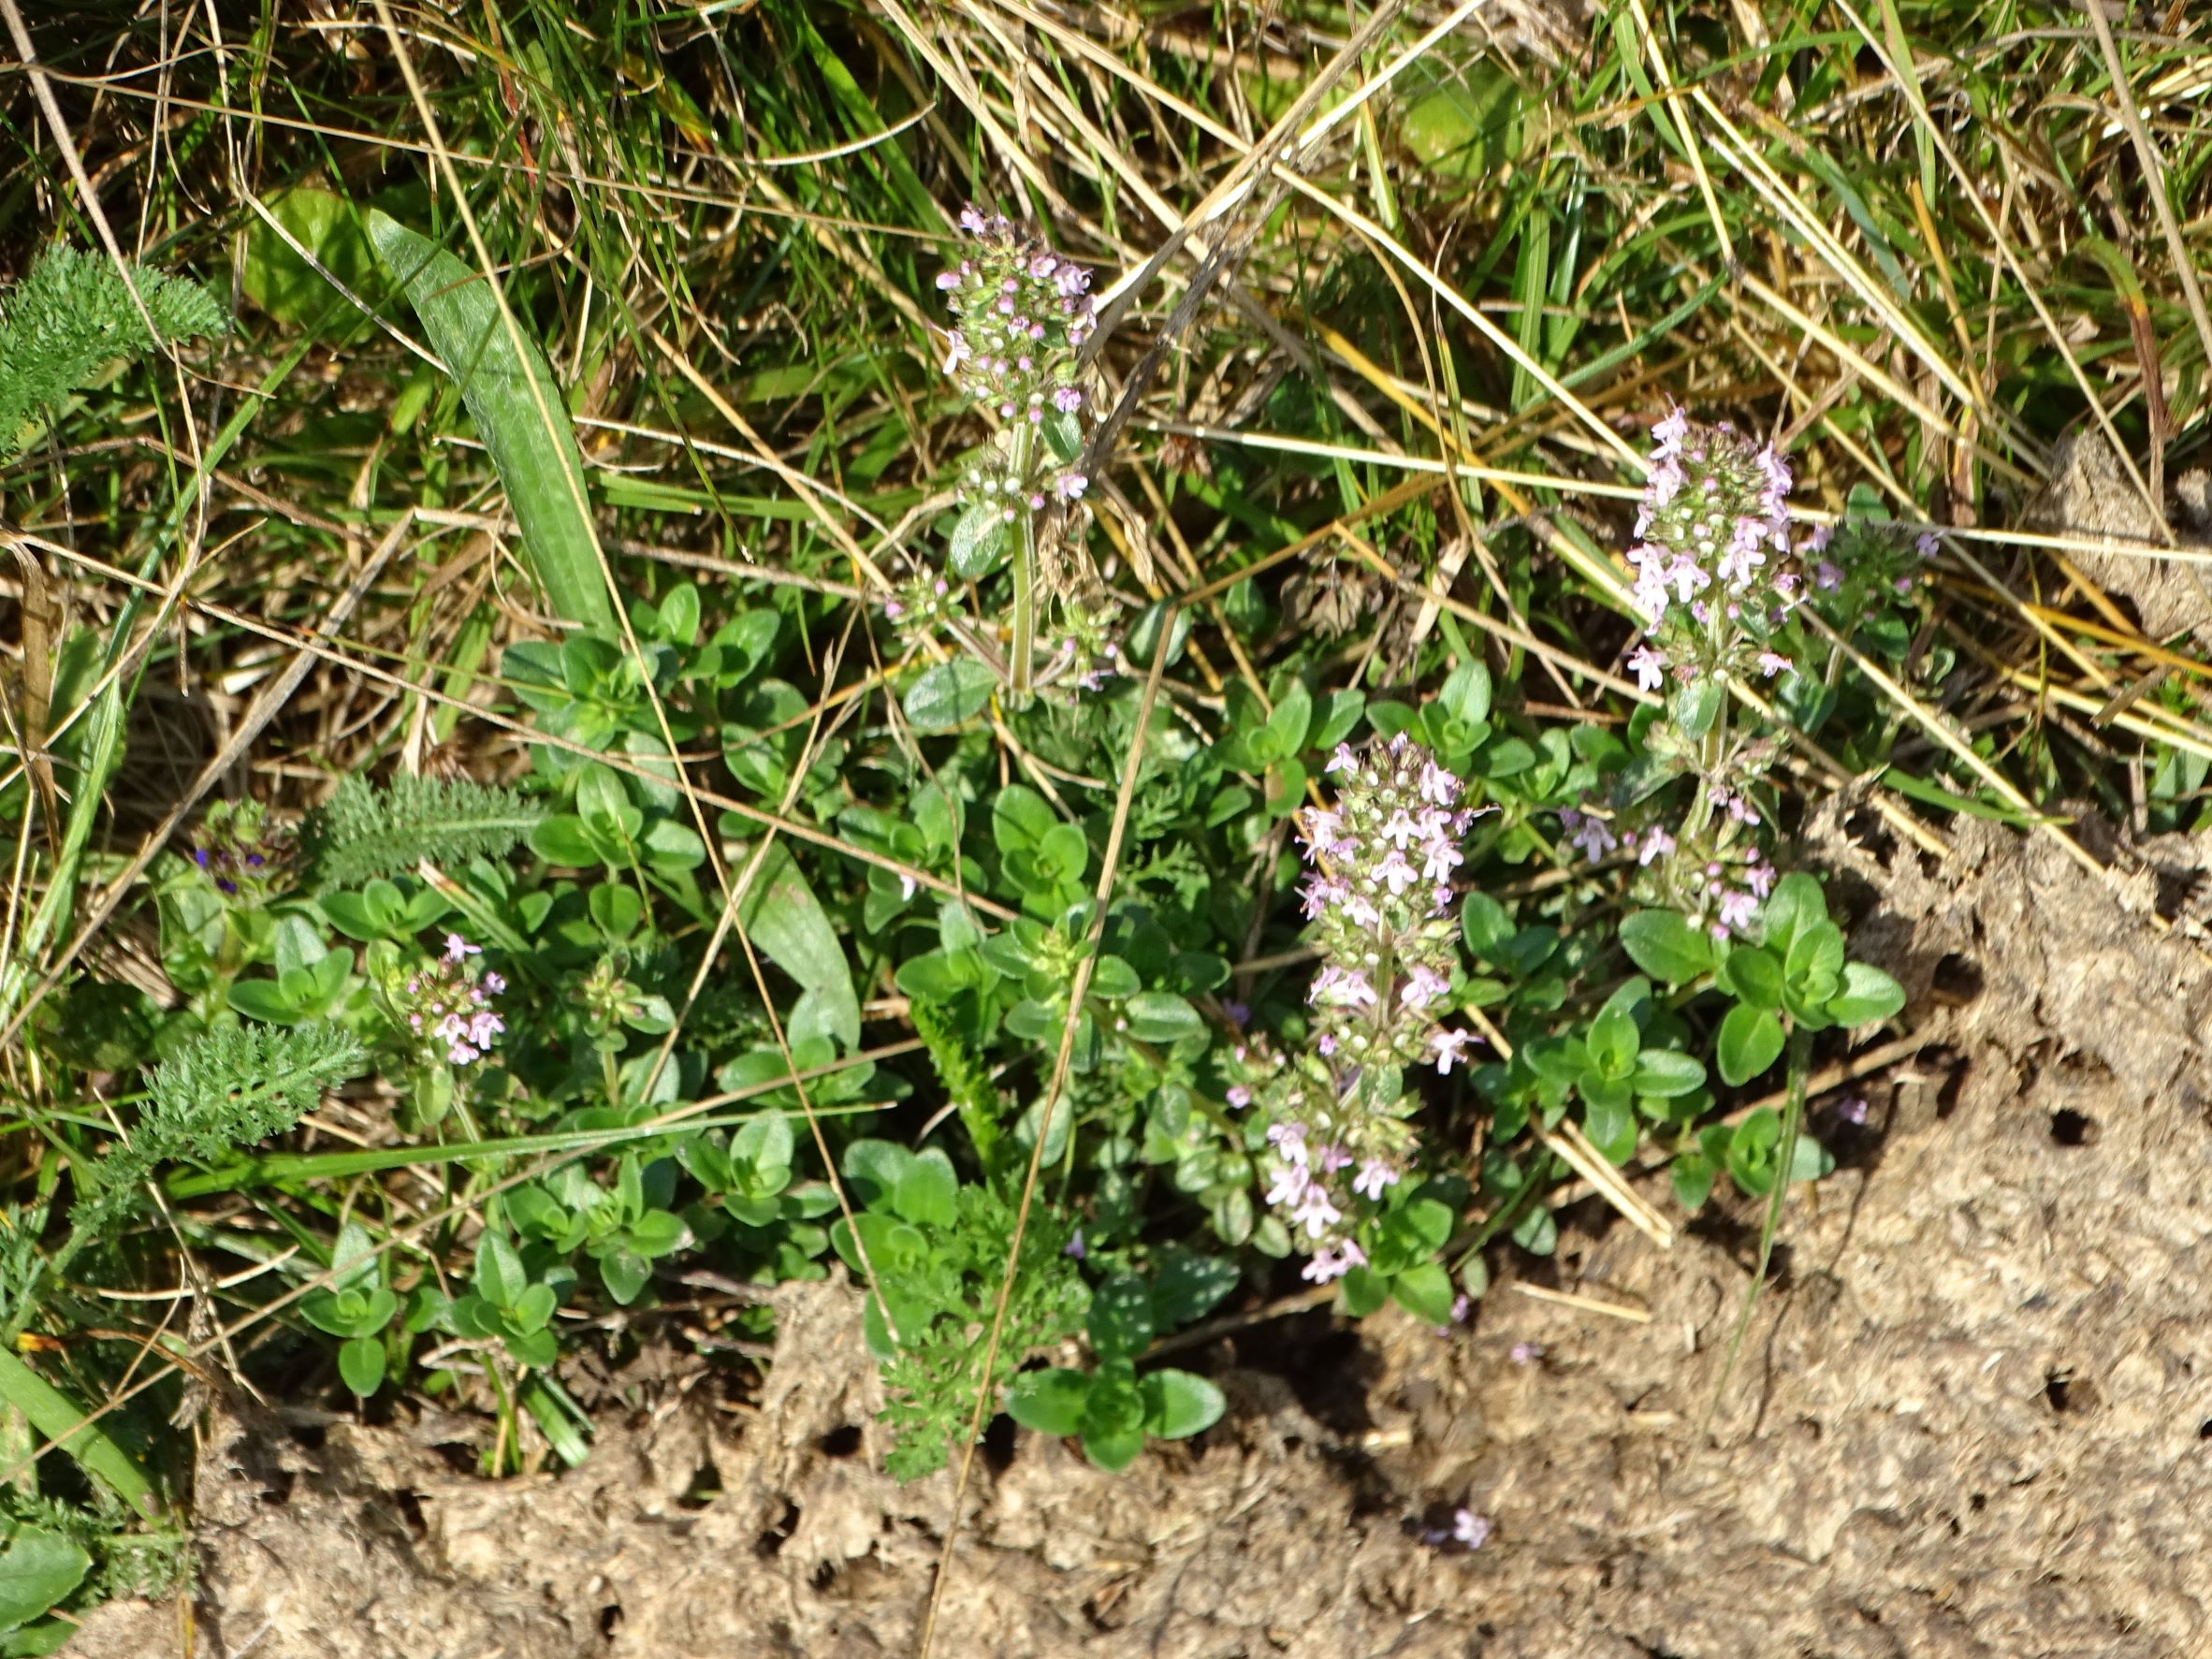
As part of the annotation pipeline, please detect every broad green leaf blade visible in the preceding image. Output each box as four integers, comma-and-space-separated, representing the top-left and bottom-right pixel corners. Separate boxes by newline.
737, 843, 862, 1049
0, 1352, 155, 1519
365, 211, 612, 630
903, 659, 998, 733
0, 1528, 89, 1631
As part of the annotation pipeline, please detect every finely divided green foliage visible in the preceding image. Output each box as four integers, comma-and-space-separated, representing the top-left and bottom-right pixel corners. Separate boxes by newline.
302, 776, 545, 891
67, 1024, 366, 1239
0, 244, 226, 461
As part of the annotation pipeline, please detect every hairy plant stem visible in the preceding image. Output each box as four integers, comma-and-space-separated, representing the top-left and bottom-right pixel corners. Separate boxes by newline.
1008, 425, 1037, 696
1700, 1019, 1812, 1435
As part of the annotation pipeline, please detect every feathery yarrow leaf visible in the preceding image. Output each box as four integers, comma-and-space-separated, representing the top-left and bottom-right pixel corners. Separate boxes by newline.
69, 1023, 365, 1236
0, 244, 226, 461
302, 775, 544, 890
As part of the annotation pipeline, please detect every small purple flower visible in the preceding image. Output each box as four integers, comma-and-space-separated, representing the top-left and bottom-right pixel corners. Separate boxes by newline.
1757, 650, 1791, 677
1915, 531, 1940, 560
1451, 1508, 1492, 1550
1509, 1340, 1543, 1364
1064, 1229, 1087, 1259
1226, 1084, 1253, 1109
1301, 1238, 1368, 1284
1291, 1186, 1344, 1239
1637, 826, 1676, 867
1375, 850, 1419, 897
1833, 1094, 1870, 1126
1626, 644, 1666, 692
1266, 1162, 1312, 1209
1052, 386, 1082, 413
1400, 964, 1450, 1011
1352, 1158, 1400, 1201
1430, 1028, 1477, 1075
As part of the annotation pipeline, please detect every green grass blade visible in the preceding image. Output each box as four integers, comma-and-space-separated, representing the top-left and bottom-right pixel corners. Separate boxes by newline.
0, 1350, 156, 1519
365, 211, 614, 631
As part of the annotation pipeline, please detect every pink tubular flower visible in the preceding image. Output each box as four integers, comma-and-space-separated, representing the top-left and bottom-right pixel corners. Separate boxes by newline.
1430, 1027, 1477, 1075
1291, 1186, 1344, 1239
1401, 964, 1449, 1011
1352, 1158, 1400, 1201
1716, 889, 1759, 934
1757, 650, 1791, 677
1266, 1162, 1312, 1209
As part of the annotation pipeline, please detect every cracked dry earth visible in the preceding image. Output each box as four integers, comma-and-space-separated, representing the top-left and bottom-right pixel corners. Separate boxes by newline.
69, 811, 2212, 1658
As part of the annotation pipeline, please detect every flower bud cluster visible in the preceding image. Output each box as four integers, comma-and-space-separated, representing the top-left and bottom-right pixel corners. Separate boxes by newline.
1562, 767, 1779, 940
880, 572, 957, 633
1624, 409, 1804, 691
188, 798, 293, 905
1253, 736, 1483, 1282
1037, 592, 1123, 693
936, 206, 1094, 516
391, 933, 506, 1067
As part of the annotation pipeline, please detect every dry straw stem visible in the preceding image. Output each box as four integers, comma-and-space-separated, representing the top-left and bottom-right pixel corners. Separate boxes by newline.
1825, 0, 2167, 537
0, 519, 405, 1055
12, 532, 1014, 923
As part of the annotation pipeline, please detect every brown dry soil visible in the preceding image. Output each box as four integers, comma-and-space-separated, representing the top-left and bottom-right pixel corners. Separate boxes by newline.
69, 809, 2212, 1658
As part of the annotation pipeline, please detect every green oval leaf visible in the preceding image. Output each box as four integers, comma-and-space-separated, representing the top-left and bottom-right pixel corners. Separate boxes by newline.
1141, 1368, 1226, 1440
1826, 961, 1906, 1026
904, 659, 998, 733
1618, 910, 1712, 985
1716, 1003, 1785, 1085
1005, 1368, 1091, 1437
0, 1527, 90, 1631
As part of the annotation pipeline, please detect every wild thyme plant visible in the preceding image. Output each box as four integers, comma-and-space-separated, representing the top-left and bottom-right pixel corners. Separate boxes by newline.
914, 208, 1113, 703
1254, 735, 1481, 1285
